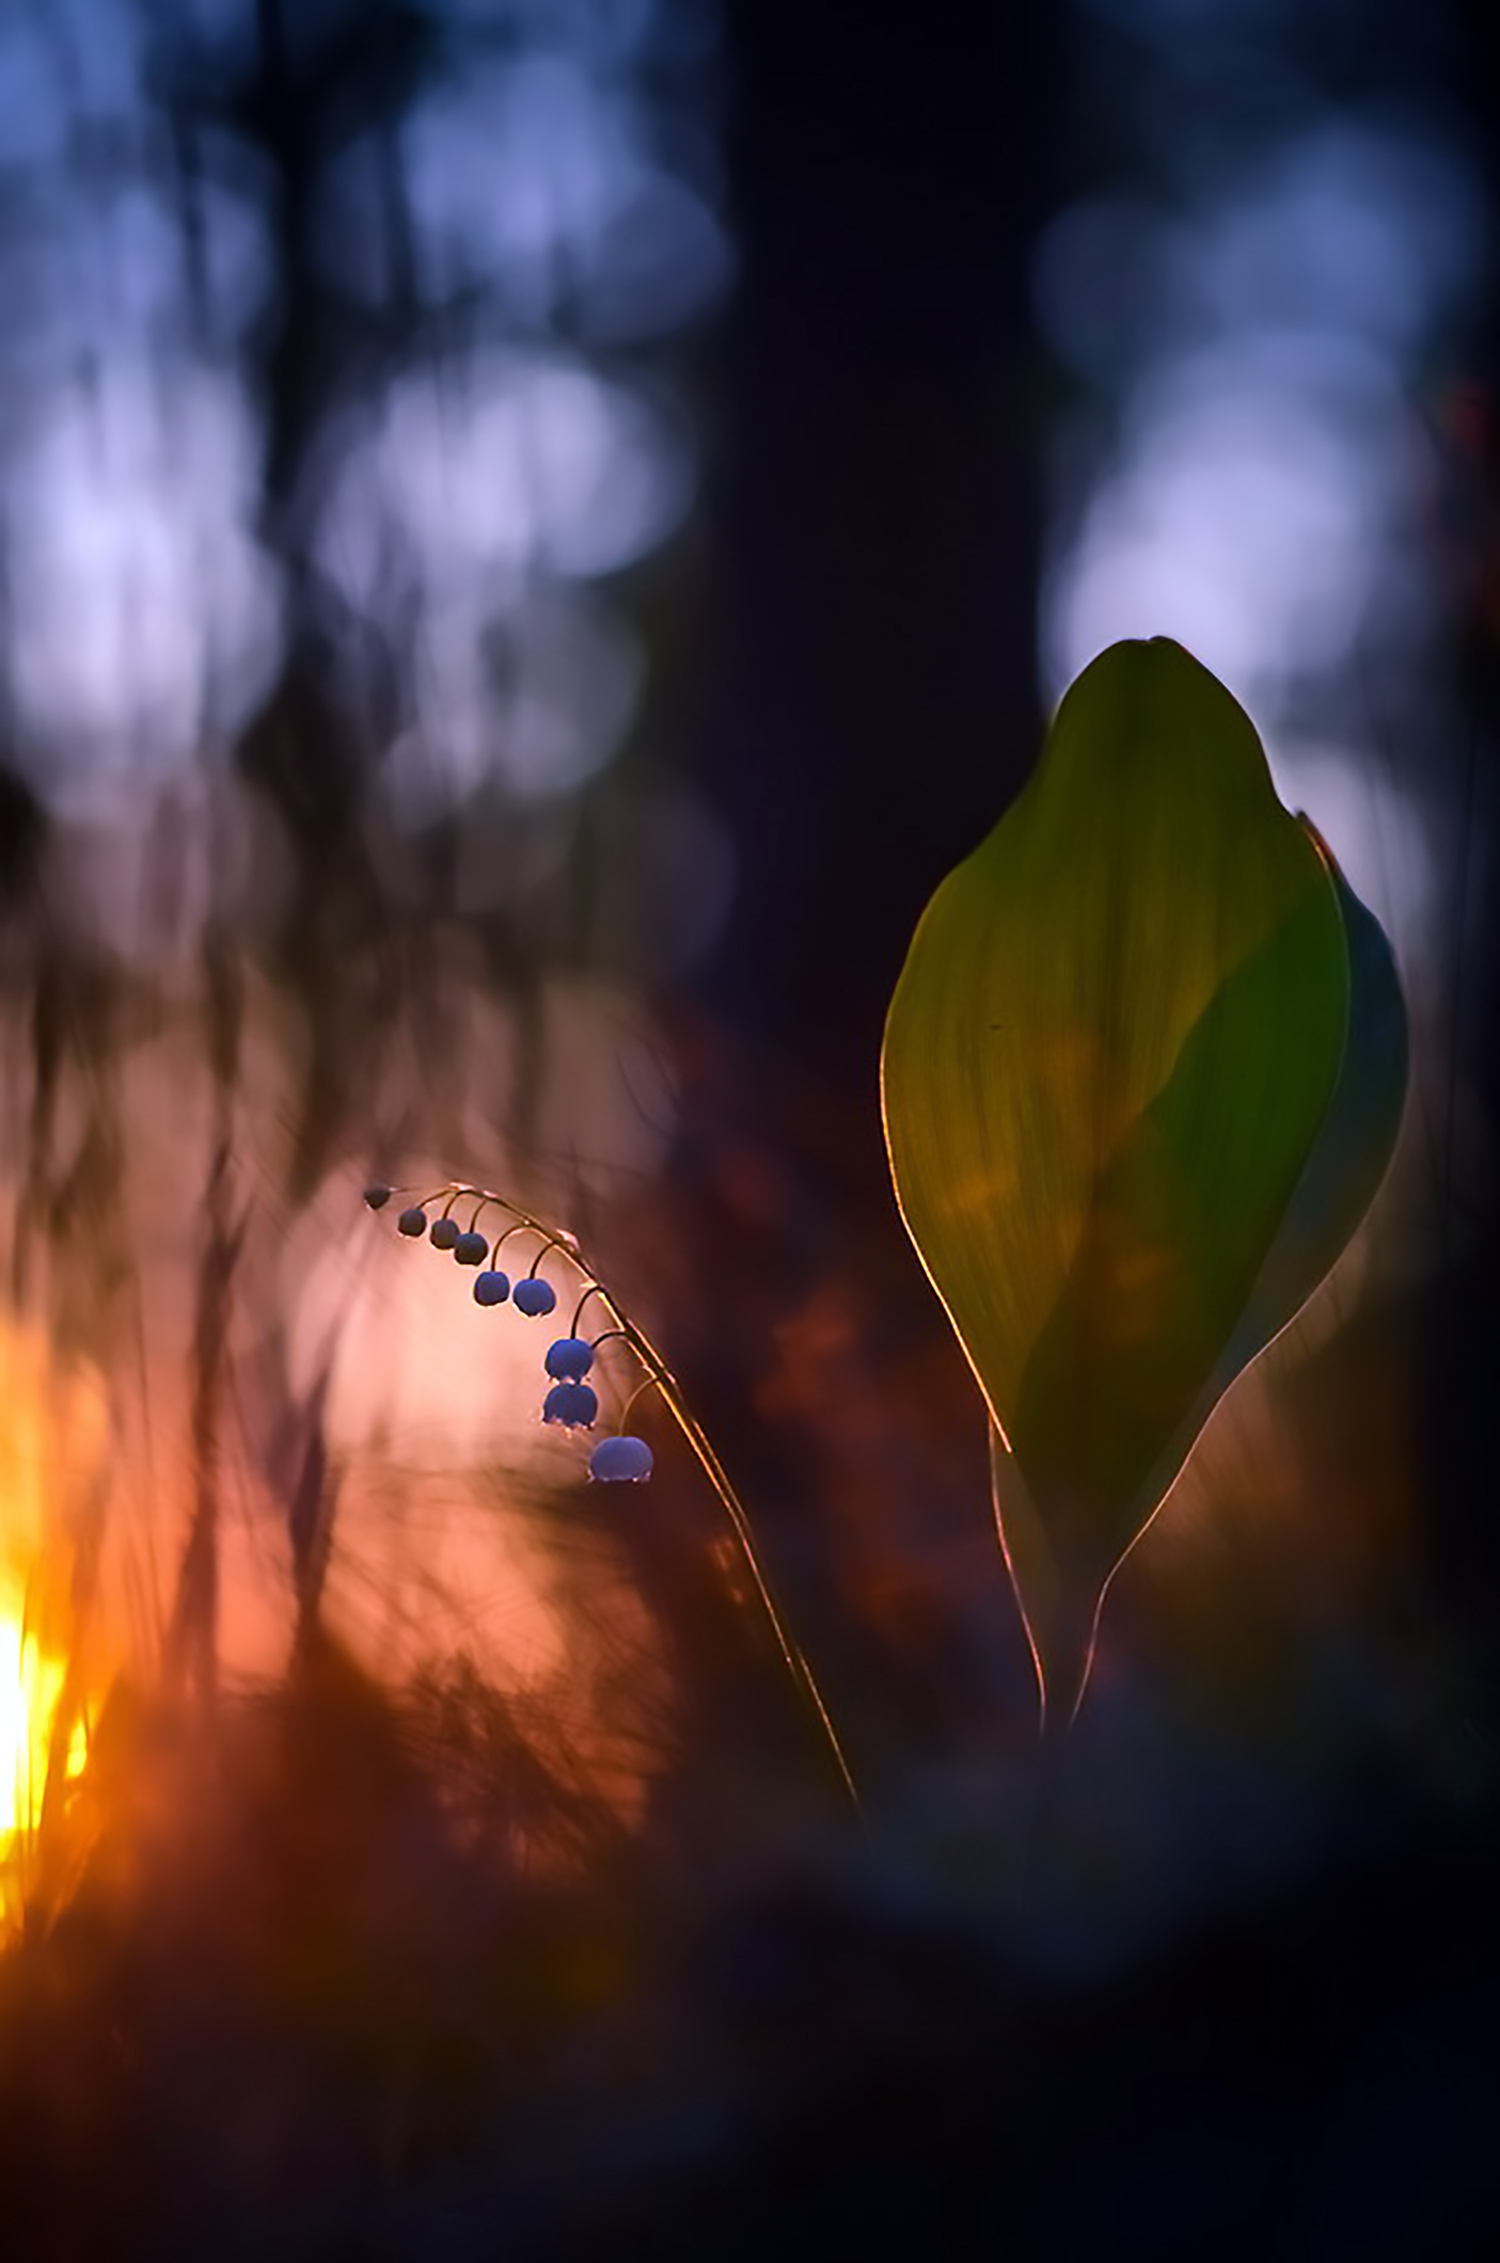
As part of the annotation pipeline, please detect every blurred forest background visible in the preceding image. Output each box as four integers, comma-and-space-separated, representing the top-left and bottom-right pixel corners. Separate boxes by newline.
1, 0, 1498, 2255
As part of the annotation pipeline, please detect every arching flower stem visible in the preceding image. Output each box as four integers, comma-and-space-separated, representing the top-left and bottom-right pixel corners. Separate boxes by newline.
406, 1180, 861, 1817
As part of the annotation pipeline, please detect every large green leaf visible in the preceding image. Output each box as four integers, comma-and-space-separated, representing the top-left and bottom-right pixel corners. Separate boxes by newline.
881, 638, 1402, 1723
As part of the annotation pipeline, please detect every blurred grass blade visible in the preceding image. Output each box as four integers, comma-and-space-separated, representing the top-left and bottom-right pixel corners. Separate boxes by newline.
882, 638, 1375, 1722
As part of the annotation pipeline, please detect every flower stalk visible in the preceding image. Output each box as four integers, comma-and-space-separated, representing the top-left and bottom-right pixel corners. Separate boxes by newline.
368, 1180, 860, 1814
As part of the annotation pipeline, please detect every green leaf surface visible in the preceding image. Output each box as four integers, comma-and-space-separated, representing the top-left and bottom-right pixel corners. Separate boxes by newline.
881, 638, 1389, 1719
1120, 820, 1409, 1540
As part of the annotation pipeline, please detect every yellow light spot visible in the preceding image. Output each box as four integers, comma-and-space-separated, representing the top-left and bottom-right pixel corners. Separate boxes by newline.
2, 1602, 88, 1934
0, 1315, 110, 1938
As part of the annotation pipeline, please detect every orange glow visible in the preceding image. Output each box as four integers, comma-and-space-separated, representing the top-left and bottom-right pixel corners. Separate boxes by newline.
1, 1597, 89, 1935
1, 1318, 108, 1939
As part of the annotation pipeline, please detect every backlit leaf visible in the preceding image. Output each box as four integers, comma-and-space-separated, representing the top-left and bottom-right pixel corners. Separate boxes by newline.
881, 639, 1402, 1722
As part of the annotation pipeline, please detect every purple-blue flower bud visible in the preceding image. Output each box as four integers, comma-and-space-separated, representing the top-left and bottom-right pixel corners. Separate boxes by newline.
513, 1277, 558, 1318
589, 1435, 653, 1483
544, 1337, 595, 1382
543, 1381, 599, 1431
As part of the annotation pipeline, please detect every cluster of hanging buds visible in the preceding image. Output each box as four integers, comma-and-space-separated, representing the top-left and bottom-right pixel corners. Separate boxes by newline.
365, 1180, 655, 1480
362, 1176, 858, 1810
